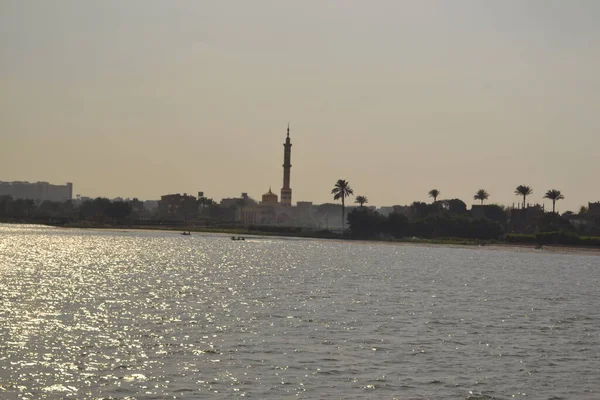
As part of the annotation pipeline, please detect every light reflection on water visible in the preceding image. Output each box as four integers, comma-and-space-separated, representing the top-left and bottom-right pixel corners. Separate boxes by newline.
1, 224, 599, 399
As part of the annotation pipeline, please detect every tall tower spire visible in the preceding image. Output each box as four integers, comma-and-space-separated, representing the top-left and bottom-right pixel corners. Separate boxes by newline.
281, 124, 292, 206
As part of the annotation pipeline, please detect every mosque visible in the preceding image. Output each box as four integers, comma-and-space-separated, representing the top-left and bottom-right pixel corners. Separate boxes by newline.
241, 125, 316, 227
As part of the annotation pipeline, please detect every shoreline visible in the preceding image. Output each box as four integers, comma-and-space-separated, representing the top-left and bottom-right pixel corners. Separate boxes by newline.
55, 223, 600, 256
3, 221, 599, 256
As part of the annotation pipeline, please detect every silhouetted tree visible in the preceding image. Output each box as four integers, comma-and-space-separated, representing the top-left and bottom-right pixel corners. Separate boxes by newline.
543, 189, 565, 213
514, 185, 533, 208
355, 195, 368, 208
130, 198, 145, 219
428, 189, 440, 203
106, 201, 132, 223
443, 199, 467, 214
37, 200, 61, 218
386, 212, 409, 238
206, 202, 228, 221
481, 204, 507, 224
12, 199, 28, 218
537, 212, 573, 233
0, 195, 12, 217
80, 197, 111, 223
411, 201, 436, 219
347, 208, 385, 238
331, 179, 354, 230
474, 189, 490, 205
23, 199, 36, 217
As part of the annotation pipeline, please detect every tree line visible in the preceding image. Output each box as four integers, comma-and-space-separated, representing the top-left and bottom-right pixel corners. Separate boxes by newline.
0, 195, 252, 226
0, 196, 139, 224
330, 179, 598, 241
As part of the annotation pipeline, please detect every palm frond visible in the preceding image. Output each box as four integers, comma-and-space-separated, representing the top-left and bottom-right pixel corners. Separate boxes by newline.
515, 185, 533, 196
544, 189, 565, 201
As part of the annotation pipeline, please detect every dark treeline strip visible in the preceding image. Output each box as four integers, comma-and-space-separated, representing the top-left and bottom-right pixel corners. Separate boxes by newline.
0, 196, 139, 224
348, 207, 600, 247
347, 208, 504, 240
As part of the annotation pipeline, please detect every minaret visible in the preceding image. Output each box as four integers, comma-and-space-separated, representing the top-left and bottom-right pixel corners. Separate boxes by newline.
280, 123, 292, 206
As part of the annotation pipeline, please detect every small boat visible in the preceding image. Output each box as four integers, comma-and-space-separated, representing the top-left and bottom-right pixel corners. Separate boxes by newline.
181, 231, 191, 236
231, 236, 245, 241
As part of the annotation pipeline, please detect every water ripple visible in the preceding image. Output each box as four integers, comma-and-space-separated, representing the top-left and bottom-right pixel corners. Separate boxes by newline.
1, 224, 599, 398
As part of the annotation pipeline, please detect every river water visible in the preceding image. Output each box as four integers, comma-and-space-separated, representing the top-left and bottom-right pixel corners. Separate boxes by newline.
0, 224, 599, 399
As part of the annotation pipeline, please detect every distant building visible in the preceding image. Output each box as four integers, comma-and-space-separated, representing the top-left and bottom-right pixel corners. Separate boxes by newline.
158, 193, 198, 222
509, 204, 545, 233
293, 202, 316, 227
220, 125, 322, 228
280, 124, 293, 206
219, 198, 238, 209
260, 188, 278, 205
0, 181, 73, 203
588, 202, 600, 217
73, 195, 92, 206
242, 188, 284, 225
220, 193, 249, 209
567, 215, 590, 229
143, 200, 159, 212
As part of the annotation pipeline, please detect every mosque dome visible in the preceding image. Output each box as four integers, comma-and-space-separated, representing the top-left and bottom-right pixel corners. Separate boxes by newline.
261, 187, 278, 204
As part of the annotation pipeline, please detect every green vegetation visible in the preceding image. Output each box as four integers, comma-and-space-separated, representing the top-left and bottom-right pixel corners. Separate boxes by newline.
505, 233, 537, 243
506, 232, 600, 247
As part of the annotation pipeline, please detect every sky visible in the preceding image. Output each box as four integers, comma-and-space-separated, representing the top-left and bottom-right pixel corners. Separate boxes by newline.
1, 0, 599, 212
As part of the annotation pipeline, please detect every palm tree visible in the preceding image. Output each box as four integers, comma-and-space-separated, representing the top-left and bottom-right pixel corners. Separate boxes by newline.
514, 185, 533, 208
428, 189, 440, 203
543, 189, 564, 213
473, 189, 490, 205
355, 195, 368, 208
331, 179, 354, 230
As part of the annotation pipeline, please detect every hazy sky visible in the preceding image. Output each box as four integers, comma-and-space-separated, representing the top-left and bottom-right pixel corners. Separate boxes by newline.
1, 1, 599, 211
